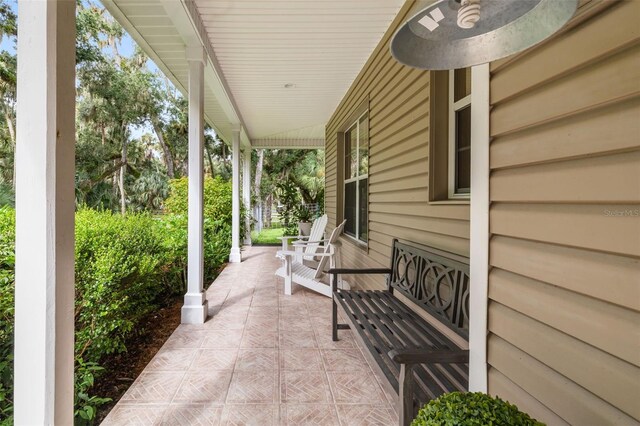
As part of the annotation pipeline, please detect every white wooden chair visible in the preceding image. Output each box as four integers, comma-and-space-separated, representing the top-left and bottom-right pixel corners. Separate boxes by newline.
275, 220, 347, 297
277, 214, 328, 262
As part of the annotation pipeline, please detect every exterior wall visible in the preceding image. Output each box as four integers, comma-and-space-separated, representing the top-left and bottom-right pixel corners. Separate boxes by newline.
487, 1, 640, 424
325, 0, 639, 423
325, 0, 470, 291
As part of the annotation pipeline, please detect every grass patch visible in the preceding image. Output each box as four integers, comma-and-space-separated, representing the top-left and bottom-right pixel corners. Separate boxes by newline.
251, 227, 285, 244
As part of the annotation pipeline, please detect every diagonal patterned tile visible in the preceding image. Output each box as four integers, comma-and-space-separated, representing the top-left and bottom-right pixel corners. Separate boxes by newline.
313, 326, 356, 349
280, 371, 332, 403
326, 372, 386, 404
335, 404, 398, 426
101, 404, 168, 425
241, 329, 278, 348
173, 371, 233, 403
279, 330, 317, 348
279, 317, 313, 332
226, 371, 278, 403
190, 349, 238, 371
280, 349, 323, 371
163, 330, 207, 349
236, 348, 278, 370
146, 348, 197, 371
246, 314, 279, 331
160, 404, 223, 426
280, 404, 339, 426
221, 404, 279, 426
201, 329, 244, 348
321, 349, 368, 372
120, 372, 184, 403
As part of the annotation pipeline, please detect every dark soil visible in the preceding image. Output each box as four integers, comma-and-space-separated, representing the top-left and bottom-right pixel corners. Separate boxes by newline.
93, 296, 183, 424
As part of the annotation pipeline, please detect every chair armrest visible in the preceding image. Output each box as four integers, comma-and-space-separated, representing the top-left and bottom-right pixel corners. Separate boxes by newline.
279, 235, 308, 240
388, 349, 469, 364
328, 268, 392, 275
278, 250, 334, 258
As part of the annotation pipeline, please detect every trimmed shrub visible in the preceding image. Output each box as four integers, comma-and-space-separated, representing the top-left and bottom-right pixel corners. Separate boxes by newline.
163, 176, 237, 280
0, 207, 14, 425
74, 208, 166, 360
412, 392, 544, 426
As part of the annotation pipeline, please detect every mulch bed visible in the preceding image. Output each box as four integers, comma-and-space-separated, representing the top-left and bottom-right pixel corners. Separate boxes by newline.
93, 296, 182, 424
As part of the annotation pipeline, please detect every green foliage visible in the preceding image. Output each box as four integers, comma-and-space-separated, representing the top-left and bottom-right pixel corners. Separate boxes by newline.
412, 392, 544, 426
75, 209, 166, 360
0, 204, 233, 423
296, 205, 312, 223
74, 359, 111, 425
0, 207, 14, 424
163, 177, 235, 281
275, 179, 300, 235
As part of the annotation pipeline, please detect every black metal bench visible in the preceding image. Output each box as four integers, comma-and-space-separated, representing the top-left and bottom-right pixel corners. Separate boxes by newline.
330, 239, 470, 426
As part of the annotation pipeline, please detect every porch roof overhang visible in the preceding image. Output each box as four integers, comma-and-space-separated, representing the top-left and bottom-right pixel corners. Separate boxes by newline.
102, 0, 406, 149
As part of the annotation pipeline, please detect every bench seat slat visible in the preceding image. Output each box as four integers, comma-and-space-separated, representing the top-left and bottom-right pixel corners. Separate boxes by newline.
336, 291, 400, 390
357, 292, 468, 394
337, 290, 468, 398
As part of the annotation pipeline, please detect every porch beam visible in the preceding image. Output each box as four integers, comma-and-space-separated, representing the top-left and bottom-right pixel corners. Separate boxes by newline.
14, 0, 76, 423
182, 46, 208, 324
243, 149, 252, 246
229, 127, 242, 262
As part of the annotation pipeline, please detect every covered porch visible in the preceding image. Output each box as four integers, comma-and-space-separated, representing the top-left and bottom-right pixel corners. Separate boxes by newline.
102, 246, 398, 425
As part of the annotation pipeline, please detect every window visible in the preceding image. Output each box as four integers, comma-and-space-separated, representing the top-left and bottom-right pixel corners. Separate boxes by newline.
344, 112, 368, 243
429, 68, 471, 202
448, 68, 471, 198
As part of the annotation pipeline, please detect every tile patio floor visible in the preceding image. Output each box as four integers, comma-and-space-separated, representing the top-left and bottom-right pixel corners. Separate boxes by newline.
102, 246, 399, 426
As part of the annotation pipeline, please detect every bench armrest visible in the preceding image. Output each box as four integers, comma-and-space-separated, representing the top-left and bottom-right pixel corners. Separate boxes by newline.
328, 268, 392, 275
388, 348, 469, 365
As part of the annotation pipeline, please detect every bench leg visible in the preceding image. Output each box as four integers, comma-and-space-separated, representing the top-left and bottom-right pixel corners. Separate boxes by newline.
332, 297, 339, 341
398, 363, 415, 426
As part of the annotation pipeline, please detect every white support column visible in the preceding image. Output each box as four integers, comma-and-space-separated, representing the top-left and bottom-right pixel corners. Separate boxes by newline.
14, 1, 76, 423
182, 46, 209, 324
469, 63, 490, 392
243, 149, 252, 246
229, 127, 242, 262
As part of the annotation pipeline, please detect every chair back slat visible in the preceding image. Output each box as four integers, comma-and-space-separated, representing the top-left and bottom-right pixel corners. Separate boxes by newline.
314, 219, 346, 279
304, 214, 328, 256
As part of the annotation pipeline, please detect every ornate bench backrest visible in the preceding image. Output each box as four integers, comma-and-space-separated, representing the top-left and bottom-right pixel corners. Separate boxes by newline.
388, 239, 470, 339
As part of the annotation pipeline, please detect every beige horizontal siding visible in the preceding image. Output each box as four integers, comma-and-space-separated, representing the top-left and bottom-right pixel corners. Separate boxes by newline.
324, 0, 469, 290
488, 1, 640, 423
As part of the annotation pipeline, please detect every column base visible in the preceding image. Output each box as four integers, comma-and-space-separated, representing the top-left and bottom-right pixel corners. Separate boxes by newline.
229, 247, 242, 263
181, 300, 208, 324
243, 238, 252, 246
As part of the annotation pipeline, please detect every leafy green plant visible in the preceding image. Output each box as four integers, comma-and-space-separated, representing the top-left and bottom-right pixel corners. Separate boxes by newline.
296, 205, 312, 223
75, 208, 166, 361
0, 207, 14, 425
74, 358, 111, 425
412, 392, 544, 426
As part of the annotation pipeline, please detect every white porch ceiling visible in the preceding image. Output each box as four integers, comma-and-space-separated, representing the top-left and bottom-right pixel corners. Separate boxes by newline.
103, 0, 405, 147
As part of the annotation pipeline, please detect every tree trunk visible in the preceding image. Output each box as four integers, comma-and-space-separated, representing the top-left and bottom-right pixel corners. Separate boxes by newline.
265, 193, 273, 228
4, 109, 16, 189
119, 141, 128, 215
205, 140, 215, 178
253, 149, 265, 231
152, 120, 175, 178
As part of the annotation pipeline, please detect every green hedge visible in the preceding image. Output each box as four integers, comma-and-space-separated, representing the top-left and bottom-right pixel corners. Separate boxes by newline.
412, 392, 544, 426
0, 178, 236, 424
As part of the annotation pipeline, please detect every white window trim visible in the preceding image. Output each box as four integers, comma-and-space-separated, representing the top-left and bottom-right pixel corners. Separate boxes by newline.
344, 111, 368, 243
448, 69, 472, 199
